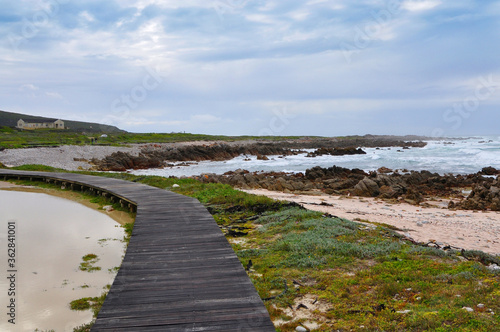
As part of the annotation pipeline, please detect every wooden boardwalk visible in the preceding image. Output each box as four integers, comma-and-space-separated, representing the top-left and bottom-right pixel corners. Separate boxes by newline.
0, 170, 276, 331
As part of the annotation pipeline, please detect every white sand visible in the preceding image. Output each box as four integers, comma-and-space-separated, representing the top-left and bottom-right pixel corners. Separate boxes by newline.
242, 189, 500, 256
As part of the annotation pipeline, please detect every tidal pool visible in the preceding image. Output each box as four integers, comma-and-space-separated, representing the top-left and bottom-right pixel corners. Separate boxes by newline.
0, 190, 126, 331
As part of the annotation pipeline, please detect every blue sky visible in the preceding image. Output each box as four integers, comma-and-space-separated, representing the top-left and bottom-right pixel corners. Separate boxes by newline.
1, 0, 499, 136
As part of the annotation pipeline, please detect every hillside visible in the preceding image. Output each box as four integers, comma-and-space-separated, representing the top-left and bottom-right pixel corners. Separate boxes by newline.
0, 110, 125, 133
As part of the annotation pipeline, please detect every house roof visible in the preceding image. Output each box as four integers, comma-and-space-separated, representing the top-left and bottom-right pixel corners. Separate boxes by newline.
19, 117, 60, 123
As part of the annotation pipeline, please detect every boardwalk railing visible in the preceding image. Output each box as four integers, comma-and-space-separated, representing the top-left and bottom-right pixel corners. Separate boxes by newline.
0, 170, 276, 331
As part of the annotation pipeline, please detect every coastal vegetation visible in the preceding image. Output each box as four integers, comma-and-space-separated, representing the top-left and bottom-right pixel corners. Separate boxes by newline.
79, 254, 101, 272
0, 119, 425, 150
70, 290, 109, 315
0, 110, 123, 133
0, 126, 306, 149
70, 290, 109, 332
2, 165, 499, 331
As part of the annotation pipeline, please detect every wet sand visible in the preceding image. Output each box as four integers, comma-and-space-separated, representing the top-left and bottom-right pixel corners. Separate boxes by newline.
0, 187, 128, 331
242, 189, 500, 256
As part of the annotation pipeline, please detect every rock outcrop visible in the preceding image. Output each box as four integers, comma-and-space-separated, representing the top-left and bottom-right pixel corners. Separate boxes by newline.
456, 177, 500, 211
353, 177, 380, 197
90, 137, 428, 172
195, 166, 497, 210
91, 143, 299, 171
306, 147, 366, 157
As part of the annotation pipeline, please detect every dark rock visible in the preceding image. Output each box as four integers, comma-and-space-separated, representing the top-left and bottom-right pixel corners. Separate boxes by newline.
353, 177, 380, 197
196, 163, 494, 210
404, 188, 423, 204
377, 167, 393, 174
256, 154, 269, 160
92, 143, 297, 171
306, 147, 366, 157
457, 179, 500, 211
480, 166, 499, 176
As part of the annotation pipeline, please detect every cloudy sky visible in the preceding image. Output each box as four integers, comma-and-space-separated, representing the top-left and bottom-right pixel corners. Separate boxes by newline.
1, 0, 499, 136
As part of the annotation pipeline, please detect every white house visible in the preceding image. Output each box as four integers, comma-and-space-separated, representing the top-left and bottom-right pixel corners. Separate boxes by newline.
17, 119, 65, 130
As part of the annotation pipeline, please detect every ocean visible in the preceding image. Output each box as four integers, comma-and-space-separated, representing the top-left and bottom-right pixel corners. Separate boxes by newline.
130, 136, 500, 178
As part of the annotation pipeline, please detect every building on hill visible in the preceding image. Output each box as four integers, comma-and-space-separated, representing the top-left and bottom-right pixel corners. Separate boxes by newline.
16, 118, 65, 130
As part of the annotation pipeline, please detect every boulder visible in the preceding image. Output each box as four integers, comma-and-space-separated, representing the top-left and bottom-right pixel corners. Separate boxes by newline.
291, 181, 305, 191
306, 147, 366, 157
481, 166, 499, 175
256, 154, 269, 160
353, 177, 380, 197
377, 167, 393, 174
404, 188, 423, 204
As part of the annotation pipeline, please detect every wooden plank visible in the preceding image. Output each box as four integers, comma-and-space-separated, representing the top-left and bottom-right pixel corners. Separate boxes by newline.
0, 169, 275, 331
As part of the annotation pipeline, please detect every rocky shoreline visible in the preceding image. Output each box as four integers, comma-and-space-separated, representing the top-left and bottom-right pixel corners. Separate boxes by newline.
195, 166, 500, 212
2, 136, 499, 212
89, 138, 427, 172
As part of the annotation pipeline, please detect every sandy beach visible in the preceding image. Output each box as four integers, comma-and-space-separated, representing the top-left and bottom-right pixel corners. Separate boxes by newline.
242, 189, 500, 256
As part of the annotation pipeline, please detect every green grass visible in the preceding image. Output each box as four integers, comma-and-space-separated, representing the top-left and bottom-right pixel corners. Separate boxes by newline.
11, 164, 67, 172
5, 165, 500, 331
82, 253, 98, 261
70, 292, 108, 316
72, 322, 94, 332
123, 222, 134, 242
0, 128, 310, 149
79, 254, 101, 272
70, 287, 111, 330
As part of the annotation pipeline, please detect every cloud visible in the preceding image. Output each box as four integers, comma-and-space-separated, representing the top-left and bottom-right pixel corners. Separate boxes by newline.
45, 91, 63, 99
0, 0, 498, 136
19, 84, 39, 91
402, 0, 442, 12
79, 11, 95, 23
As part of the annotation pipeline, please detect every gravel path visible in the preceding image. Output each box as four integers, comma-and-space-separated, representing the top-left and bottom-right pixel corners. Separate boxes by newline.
0, 145, 142, 170
0, 141, 255, 171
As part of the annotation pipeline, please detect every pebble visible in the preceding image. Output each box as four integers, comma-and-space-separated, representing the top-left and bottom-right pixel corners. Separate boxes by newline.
296, 326, 307, 332
462, 307, 474, 312
397, 310, 412, 314
0, 145, 143, 170
477, 304, 485, 309
172, 184, 180, 188
488, 264, 500, 271
103, 205, 114, 212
